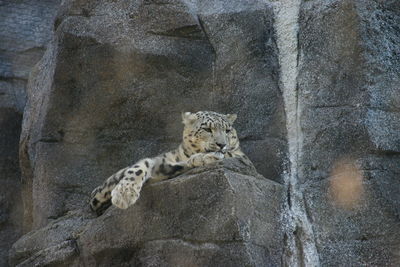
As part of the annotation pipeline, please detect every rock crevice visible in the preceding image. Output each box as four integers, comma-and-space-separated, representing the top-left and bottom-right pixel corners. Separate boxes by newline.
273, 0, 319, 266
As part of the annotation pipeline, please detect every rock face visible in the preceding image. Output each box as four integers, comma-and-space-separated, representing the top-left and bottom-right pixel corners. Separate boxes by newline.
0, 108, 22, 267
0, 0, 61, 112
297, 1, 400, 265
0, 1, 61, 266
19, 0, 286, 231
2, 0, 400, 266
10, 159, 285, 266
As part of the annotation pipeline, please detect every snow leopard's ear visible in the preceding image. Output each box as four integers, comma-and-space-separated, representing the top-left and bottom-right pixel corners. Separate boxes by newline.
226, 113, 237, 124
182, 112, 197, 125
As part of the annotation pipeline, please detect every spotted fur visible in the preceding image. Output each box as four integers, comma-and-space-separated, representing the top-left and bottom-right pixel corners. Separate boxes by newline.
90, 111, 247, 215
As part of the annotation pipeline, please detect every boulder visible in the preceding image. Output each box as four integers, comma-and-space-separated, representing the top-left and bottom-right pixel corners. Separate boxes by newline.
19, 0, 286, 230
10, 159, 285, 266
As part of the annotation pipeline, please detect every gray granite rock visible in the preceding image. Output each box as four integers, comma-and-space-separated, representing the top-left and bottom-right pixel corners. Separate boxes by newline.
10, 160, 285, 266
4, 0, 400, 266
19, 0, 286, 230
0, 109, 23, 267
0, 0, 61, 112
0, 1, 61, 265
298, 0, 400, 265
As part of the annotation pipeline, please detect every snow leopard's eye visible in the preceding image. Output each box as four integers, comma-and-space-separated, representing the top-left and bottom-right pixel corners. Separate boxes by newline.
203, 127, 212, 133
226, 129, 231, 133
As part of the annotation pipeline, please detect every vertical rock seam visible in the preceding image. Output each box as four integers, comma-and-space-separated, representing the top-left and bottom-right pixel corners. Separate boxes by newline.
273, 0, 320, 266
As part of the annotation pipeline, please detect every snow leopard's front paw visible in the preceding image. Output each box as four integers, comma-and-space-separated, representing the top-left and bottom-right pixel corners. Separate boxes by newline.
188, 152, 224, 167
111, 181, 140, 209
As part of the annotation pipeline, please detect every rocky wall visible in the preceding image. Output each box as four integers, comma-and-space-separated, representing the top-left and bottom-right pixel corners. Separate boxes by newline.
1, 0, 399, 266
10, 159, 285, 266
0, 1, 61, 266
19, 0, 287, 231
297, 0, 400, 265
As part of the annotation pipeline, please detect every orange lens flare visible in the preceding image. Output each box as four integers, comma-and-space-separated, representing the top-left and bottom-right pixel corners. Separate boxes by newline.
328, 157, 364, 210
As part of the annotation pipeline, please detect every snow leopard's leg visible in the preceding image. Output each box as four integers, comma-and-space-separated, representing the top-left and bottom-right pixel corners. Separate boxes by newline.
90, 166, 130, 215
111, 156, 190, 209
111, 158, 154, 209
187, 152, 225, 167
111, 152, 225, 209
92, 152, 224, 213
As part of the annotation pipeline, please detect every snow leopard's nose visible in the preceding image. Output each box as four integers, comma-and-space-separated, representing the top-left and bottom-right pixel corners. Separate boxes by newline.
216, 143, 226, 150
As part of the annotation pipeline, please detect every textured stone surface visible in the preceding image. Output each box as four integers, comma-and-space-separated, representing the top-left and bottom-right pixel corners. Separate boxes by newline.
3, 0, 400, 266
0, 0, 61, 111
298, 0, 400, 265
0, 1, 61, 266
0, 109, 23, 267
19, 0, 286, 230
10, 160, 285, 266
